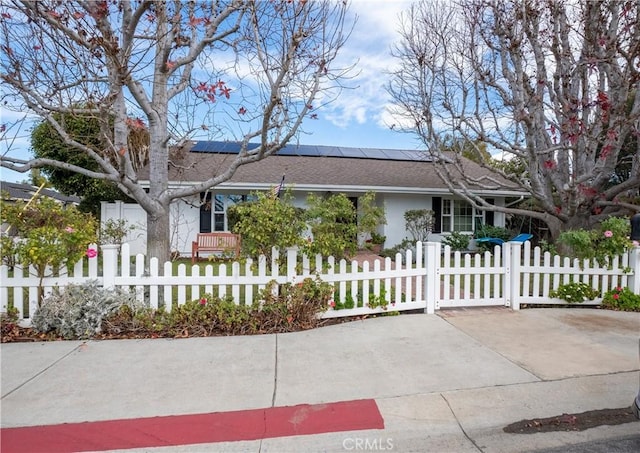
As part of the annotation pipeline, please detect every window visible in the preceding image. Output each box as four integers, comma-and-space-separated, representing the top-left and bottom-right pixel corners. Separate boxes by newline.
440, 199, 483, 233
200, 193, 253, 232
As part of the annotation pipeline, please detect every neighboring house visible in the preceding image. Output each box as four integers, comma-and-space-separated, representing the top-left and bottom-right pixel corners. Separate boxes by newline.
102, 141, 529, 256
1, 180, 82, 237
0, 181, 81, 206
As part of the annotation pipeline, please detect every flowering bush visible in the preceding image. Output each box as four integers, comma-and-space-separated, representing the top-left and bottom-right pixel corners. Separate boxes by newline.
549, 282, 599, 303
1, 197, 97, 304
1, 198, 97, 272
557, 217, 633, 268
602, 286, 640, 312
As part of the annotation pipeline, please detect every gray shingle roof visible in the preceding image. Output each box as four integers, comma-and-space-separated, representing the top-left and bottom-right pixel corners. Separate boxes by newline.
138, 141, 522, 194
0, 181, 81, 204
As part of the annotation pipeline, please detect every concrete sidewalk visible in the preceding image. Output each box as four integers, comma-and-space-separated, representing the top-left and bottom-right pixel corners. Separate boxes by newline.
1, 308, 639, 452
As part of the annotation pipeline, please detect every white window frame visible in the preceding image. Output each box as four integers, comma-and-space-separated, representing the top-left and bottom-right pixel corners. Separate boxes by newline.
204, 193, 253, 232
441, 199, 484, 233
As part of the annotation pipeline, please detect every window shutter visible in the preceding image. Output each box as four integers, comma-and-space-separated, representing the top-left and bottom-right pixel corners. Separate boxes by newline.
199, 193, 212, 233
432, 197, 442, 233
485, 198, 494, 226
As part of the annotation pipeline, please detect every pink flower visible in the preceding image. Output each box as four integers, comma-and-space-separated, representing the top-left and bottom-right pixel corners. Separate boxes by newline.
613, 293, 619, 300
328, 300, 336, 308
199, 298, 207, 305
616, 287, 623, 292
86, 248, 97, 258
64, 226, 74, 233
603, 230, 613, 238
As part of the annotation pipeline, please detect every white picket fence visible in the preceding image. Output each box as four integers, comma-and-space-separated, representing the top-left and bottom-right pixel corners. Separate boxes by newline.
430, 242, 640, 309
1, 241, 639, 327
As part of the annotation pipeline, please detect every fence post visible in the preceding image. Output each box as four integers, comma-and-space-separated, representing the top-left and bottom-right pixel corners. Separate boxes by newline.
629, 246, 640, 295
424, 242, 440, 314
101, 244, 119, 290
286, 247, 298, 283
508, 242, 522, 310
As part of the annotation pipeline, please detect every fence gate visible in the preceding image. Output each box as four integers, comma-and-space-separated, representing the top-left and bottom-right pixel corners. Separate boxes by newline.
424, 242, 508, 310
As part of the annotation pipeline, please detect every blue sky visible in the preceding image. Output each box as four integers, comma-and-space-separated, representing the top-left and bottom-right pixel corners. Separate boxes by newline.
301, 0, 418, 150
0, 0, 416, 184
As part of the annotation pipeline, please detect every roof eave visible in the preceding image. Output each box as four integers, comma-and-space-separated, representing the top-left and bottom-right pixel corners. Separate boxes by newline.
138, 180, 528, 197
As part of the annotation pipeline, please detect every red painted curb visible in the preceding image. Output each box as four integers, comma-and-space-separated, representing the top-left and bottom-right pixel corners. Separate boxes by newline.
1, 399, 384, 453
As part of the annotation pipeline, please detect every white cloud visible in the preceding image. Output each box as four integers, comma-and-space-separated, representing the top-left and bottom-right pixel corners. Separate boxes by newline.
350, 0, 411, 41
318, 0, 412, 130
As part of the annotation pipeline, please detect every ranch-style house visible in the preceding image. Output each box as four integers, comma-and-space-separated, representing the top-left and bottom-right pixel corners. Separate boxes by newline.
101, 141, 528, 257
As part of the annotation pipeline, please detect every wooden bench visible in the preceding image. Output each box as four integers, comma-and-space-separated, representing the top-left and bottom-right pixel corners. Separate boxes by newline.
192, 232, 241, 263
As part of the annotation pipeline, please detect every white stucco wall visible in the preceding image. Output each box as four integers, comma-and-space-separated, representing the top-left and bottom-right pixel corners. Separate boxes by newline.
169, 195, 200, 256
100, 201, 147, 255
102, 193, 510, 257
381, 193, 432, 248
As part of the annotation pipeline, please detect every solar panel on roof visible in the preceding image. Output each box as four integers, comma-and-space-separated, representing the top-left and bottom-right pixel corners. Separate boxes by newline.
336, 147, 365, 158
190, 141, 434, 162
359, 148, 386, 159
191, 141, 261, 153
294, 145, 321, 157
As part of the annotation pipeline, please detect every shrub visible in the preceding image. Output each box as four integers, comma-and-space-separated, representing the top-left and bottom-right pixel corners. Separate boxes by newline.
369, 232, 386, 245
102, 277, 333, 338
1, 198, 97, 273
474, 225, 511, 251
0, 197, 97, 305
99, 218, 136, 246
442, 231, 471, 251
261, 277, 333, 329
32, 281, 143, 339
602, 287, 640, 312
230, 190, 306, 263
537, 239, 558, 256
1, 307, 19, 339
357, 191, 386, 242
549, 282, 599, 303
303, 193, 358, 259
380, 238, 418, 263
0, 234, 18, 268
557, 217, 632, 268
404, 209, 434, 242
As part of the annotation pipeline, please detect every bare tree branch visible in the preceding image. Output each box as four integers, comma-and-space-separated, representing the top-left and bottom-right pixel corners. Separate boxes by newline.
388, 0, 640, 238
1, 0, 353, 260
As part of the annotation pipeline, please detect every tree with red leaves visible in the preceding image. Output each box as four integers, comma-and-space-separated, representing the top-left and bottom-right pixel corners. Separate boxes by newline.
0, 0, 351, 261
388, 0, 639, 239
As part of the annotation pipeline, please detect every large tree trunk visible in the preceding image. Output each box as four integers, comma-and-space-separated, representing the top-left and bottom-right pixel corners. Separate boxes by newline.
545, 211, 596, 241
147, 208, 171, 263
0, 1, 350, 262
564, 213, 598, 233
